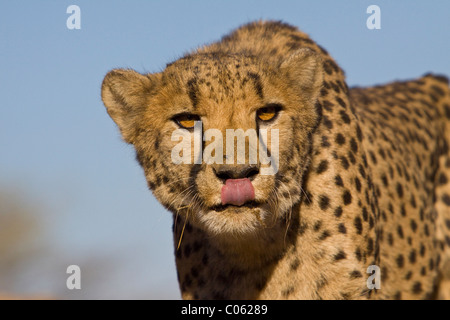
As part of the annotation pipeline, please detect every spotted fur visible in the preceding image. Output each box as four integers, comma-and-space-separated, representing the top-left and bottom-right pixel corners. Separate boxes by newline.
101, 21, 450, 300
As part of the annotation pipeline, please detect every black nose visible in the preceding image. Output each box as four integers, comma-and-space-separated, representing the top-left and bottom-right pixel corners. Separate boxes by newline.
214, 164, 260, 181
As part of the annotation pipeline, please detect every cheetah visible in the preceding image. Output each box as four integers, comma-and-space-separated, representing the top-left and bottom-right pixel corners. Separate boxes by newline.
101, 21, 450, 299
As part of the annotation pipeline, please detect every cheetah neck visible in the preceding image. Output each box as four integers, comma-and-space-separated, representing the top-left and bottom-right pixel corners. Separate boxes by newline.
172, 208, 304, 299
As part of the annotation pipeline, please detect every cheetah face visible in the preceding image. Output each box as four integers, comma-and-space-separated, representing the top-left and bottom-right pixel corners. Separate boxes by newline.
102, 50, 323, 239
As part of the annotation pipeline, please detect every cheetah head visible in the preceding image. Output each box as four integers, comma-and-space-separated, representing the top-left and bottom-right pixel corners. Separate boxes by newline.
101, 49, 323, 241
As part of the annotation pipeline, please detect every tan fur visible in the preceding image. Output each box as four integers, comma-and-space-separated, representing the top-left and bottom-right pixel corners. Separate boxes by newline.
102, 21, 450, 300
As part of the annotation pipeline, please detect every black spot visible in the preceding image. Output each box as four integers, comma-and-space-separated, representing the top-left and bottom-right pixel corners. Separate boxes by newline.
313, 220, 322, 232
190, 266, 199, 278
323, 61, 333, 75
429, 258, 435, 271
335, 175, 344, 187
401, 204, 406, 217
319, 195, 330, 211
347, 150, 356, 164
335, 133, 346, 145
350, 270, 362, 279
355, 177, 362, 192
316, 160, 329, 174
193, 241, 202, 252
340, 156, 350, 170
202, 253, 209, 266
186, 78, 199, 108
409, 249, 417, 264
323, 115, 333, 129
354, 217, 363, 235
338, 223, 347, 234
397, 225, 404, 239
319, 230, 331, 240
396, 164, 403, 178
412, 282, 422, 294
420, 243, 426, 257
282, 286, 295, 297
332, 97, 345, 109
378, 148, 386, 160
356, 125, 363, 142
298, 222, 308, 235
396, 183, 404, 198
362, 207, 368, 221
410, 195, 417, 208
334, 206, 343, 218
438, 173, 448, 185
381, 173, 389, 187
350, 138, 358, 153
331, 82, 341, 94
369, 151, 377, 164
290, 258, 300, 271
176, 247, 183, 259
367, 238, 374, 255
197, 277, 206, 288
343, 190, 352, 205
183, 274, 192, 288
424, 223, 430, 237
316, 276, 328, 290
358, 165, 366, 178
444, 104, 450, 119
247, 72, 264, 99
340, 110, 351, 123
396, 254, 405, 268
380, 206, 387, 221
355, 247, 362, 261
340, 292, 352, 300
405, 271, 413, 280
184, 244, 192, 258
410, 219, 418, 233
321, 135, 331, 148
303, 190, 313, 206
430, 85, 445, 96
393, 291, 402, 300
442, 193, 450, 206
333, 250, 347, 261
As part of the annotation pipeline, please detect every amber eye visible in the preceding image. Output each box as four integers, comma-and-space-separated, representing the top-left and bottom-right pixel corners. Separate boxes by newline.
256, 104, 282, 122
173, 113, 201, 129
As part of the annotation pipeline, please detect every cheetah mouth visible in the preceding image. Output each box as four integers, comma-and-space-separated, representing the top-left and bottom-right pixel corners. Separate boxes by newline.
210, 200, 261, 212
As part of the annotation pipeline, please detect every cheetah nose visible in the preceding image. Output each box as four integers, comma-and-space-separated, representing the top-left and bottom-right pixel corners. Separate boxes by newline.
221, 178, 255, 206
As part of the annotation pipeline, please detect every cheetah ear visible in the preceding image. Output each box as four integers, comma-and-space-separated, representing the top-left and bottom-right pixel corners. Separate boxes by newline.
280, 48, 323, 100
101, 69, 158, 144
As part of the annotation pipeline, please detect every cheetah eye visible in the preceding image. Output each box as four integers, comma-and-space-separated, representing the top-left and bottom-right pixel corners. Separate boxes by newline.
256, 104, 282, 122
173, 113, 201, 130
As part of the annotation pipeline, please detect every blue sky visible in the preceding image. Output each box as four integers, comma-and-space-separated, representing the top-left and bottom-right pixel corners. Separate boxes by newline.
1, 1, 449, 299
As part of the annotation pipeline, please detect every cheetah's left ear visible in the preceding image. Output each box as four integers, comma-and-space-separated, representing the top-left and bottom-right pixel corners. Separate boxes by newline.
280, 48, 323, 100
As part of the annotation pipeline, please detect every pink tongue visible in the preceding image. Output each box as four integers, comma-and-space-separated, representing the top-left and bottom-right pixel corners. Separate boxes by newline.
221, 178, 255, 206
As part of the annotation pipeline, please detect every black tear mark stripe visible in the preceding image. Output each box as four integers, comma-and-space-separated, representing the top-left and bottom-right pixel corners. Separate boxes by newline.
187, 78, 199, 108
247, 72, 264, 99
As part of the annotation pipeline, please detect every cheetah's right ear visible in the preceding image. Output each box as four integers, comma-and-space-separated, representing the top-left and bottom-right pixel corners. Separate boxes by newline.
101, 69, 158, 144
280, 48, 323, 101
